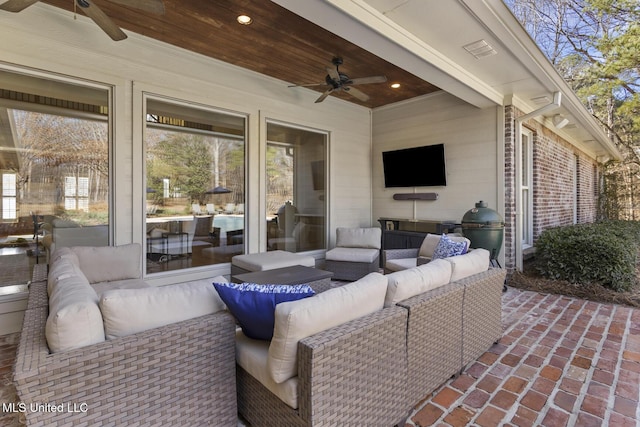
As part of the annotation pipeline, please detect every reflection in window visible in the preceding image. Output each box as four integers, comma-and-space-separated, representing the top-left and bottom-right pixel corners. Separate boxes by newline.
145, 98, 246, 274
0, 70, 110, 288
65, 176, 90, 212
266, 121, 327, 253
2, 173, 17, 220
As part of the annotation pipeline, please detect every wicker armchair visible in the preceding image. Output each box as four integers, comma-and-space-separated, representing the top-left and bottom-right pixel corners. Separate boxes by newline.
325, 227, 382, 280
14, 278, 238, 426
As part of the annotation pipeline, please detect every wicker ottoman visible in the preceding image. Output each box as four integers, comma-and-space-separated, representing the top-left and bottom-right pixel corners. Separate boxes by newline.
231, 250, 315, 275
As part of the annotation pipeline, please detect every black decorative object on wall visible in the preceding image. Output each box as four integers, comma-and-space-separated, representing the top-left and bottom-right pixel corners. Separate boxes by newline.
392, 193, 438, 201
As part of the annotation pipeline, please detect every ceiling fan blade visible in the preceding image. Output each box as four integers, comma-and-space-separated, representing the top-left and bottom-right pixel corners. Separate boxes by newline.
326, 67, 340, 82
107, 0, 165, 15
344, 86, 370, 102
348, 75, 388, 85
315, 88, 333, 103
0, 0, 39, 12
76, 0, 127, 41
288, 82, 326, 88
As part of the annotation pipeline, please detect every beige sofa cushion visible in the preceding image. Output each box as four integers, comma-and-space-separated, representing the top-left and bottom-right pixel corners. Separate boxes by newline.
50, 246, 80, 265
91, 279, 151, 298
446, 248, 491, 282
418, 234, 442, 259
232, 250, 315, 272
100, 280, 227, 339
324, 247, 379, 263
47, 256, 82, 295
384, 259, 452, 307
236, 331, 299, 409
336, 227, 382, 249
71, 244, 142, 283
384, 257, 418, 272
46, 273, 105, 353
268, 272, 387, 384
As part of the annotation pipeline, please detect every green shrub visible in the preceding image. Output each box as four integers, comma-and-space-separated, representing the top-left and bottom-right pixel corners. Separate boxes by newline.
535, 221, 639, 292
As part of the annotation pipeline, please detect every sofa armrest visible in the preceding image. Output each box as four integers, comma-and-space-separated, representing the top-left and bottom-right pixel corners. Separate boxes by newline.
382, 248, 419, 263
14, 306, 237, 426
459, 268, 506, 366
296, 306, 409, 426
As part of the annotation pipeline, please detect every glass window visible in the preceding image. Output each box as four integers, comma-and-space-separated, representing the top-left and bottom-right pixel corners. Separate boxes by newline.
266, 121, 327, 252
0, 70, 110, 288
144, 98, 246, 274
521, 129, 533, 247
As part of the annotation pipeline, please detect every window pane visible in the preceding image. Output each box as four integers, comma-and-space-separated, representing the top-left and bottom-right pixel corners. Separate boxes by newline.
266, 122, 326, 253
145, 98, 246, 274
2, 197, 16, 219
521, 135, 529, 186
0, 70, 110, 288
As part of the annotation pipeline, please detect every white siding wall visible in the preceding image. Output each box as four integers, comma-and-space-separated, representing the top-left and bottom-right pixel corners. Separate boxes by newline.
0, 4, 372, 282
373, 92, 500, 223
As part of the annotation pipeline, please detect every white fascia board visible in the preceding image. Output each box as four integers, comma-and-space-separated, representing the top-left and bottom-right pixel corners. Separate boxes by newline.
271, 0, 503, 108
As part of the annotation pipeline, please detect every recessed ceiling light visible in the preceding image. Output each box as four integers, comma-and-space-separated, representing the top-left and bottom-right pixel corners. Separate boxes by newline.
237, 15, 252, 25
390, 83, 401, 89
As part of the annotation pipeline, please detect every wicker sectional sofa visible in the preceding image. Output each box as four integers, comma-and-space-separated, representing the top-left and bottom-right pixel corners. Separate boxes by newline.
235, 248, 506, 426
14, 244, 237, 426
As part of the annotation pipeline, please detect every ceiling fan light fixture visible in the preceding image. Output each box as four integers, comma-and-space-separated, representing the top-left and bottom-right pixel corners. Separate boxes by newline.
237, 15, 252, 25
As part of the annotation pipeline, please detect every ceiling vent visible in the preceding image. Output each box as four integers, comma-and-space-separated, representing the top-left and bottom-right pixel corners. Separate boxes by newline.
463, 40, 497, 59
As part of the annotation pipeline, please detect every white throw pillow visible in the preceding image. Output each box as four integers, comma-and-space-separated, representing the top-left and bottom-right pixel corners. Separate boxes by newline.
384, 259, 452, 307
446, 248, 490, 282
46, 274, 105, 353
100, 280, 227, 339
71, 244, 142, 283
268, 272, 387, 384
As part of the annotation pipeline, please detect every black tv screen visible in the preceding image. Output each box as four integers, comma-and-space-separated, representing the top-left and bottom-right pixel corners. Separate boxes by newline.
382, 144, 446, 187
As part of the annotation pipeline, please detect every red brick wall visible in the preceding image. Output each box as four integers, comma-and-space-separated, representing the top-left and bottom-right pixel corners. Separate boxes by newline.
576, 158, 599, 223
532, 130, 576, 236
503, 106, 600, 271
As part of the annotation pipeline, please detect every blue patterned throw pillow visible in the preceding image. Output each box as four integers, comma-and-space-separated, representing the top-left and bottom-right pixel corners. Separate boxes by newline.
431, 234, 468, 260
213, 282, 315, 340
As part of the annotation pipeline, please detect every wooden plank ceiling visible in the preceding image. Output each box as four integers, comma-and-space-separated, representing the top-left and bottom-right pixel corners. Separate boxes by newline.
39, 0, 440, 108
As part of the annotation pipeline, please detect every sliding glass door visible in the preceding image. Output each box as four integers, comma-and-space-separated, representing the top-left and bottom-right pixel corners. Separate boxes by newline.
144, 97, 246, 274
265, 121, 327, 253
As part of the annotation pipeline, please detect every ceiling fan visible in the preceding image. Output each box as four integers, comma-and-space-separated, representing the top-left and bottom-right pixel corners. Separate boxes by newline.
0, 0, 165, 41
289, 57, 387, 103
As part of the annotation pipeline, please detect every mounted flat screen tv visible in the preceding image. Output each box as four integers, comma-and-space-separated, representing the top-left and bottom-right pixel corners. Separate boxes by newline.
382, 143, 447, 187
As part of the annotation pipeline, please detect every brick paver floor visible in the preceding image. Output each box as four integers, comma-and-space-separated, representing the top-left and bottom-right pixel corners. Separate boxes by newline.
407, 287, 640, 427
